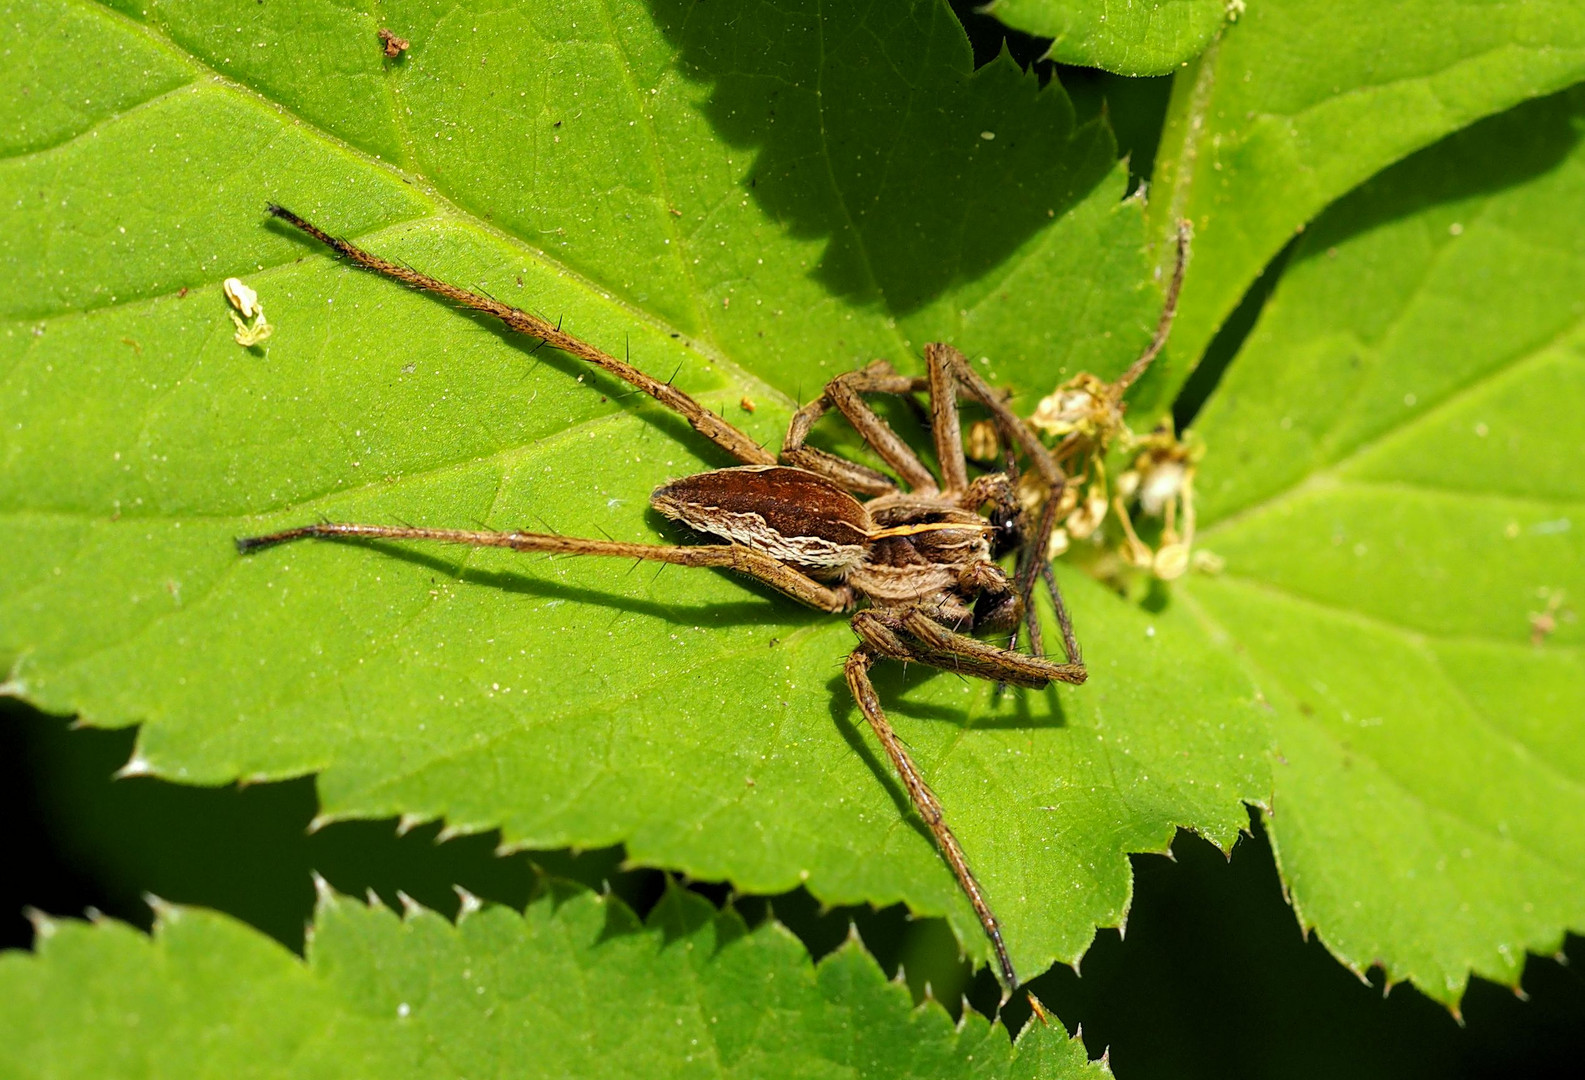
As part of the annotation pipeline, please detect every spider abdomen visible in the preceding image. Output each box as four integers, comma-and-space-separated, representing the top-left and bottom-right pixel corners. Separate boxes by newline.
651, 466, 872, 570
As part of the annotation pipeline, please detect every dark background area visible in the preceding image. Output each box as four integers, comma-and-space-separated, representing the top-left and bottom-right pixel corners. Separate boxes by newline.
7, 7, 1584, 1076
7, 698, 1584, 1078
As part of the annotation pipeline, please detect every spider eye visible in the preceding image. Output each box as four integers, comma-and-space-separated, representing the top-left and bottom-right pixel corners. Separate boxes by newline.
988, 507, 1023, 557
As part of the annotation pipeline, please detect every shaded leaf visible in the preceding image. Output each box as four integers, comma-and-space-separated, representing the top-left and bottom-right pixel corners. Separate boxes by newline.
0, 0, 1267, 983
0, 885, 1103, 1078
1143, 0, 1585, 412
985, 0, 1227, 77
1182, 87, 1585, 1002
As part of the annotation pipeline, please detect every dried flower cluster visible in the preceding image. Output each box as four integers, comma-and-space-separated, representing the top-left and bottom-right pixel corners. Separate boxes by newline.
961, 242, 1219, 587
1017, 366, 1215, 582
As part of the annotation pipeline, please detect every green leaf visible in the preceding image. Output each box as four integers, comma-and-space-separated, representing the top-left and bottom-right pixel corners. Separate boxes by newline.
1181, 87, 1585, 1003
0, 884, 1103, 1078
1144, 0, 1585, 411
984, 0, 1228, 77
0, 0, 1268, 983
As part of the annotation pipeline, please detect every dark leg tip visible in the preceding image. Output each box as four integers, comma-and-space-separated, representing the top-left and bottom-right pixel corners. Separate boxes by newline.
264, 203, 309, 231
235, 528, 301, 554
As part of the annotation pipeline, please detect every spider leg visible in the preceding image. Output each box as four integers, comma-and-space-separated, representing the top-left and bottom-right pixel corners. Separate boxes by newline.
844, 643, 1019, 996
843, 604, 1084, 995
1041, 559, 1081, 667
782, 360, 935, 492
925, 344, 1060, 490
843, 604, 1089, 992
779, 395, 898, 497
264, 204, 775, 468
1012, 496, 1074, 663
854, 607, 1085, 688
925, 344, 969, 495
1110, 218, 1192, 397
236, 522, 853, 612
924, 344, 1078, 665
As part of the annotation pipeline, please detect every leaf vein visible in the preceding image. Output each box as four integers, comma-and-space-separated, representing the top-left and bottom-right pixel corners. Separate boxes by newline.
1202, 315, 1583, 537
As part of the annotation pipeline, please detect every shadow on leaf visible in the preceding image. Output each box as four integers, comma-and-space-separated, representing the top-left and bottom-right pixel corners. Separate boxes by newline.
647, 0, 1116, 315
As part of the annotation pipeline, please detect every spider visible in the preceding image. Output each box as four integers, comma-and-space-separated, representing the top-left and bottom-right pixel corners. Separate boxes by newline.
240, 204, 1185, 996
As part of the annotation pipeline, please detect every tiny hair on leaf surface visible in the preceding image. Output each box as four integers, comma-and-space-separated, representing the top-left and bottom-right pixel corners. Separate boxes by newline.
0, 0, 1267, 996
1181, 86, 1585, 1005
0, 883, 1105, 1079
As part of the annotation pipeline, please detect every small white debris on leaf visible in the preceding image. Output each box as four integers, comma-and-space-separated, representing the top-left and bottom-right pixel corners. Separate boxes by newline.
223, 277, 261, 318
224, 276, 273, 346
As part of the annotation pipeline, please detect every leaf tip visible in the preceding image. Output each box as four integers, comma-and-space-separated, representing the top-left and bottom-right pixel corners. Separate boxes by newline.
311, 871, 335, 908
114, 752, 154, 779
393, 891, 422, 920
144, 893, 178, 928
454, 886, 483, 919
22, 907, 56, 940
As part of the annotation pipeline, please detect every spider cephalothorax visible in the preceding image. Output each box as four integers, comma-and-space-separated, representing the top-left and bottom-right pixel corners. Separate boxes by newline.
240, 204, 1182, 1001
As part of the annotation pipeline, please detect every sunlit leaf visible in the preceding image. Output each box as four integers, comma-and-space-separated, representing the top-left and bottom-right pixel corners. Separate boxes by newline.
985, 0, 1227, 77
0, 884, 1103, 1078
0, 0, 1267, 984
1182, 87, 1585, 1003
1141, 0, 1585, 412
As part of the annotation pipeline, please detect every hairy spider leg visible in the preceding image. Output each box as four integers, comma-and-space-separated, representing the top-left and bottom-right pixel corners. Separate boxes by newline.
925, 345, 1080, 668
1040, 559, 1080, 669
1111, 219, 1192, 398
235, 523, 853, 612
927, 347, 970, 494
844, 604, 1084, 995
263, 204, 775, 468
781, 360, 932, 495
852, 606, 1085, 690
843, 645, 1018, 992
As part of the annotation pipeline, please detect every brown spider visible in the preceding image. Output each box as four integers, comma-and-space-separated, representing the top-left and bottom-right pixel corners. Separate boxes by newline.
241, 204, 1184, 996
